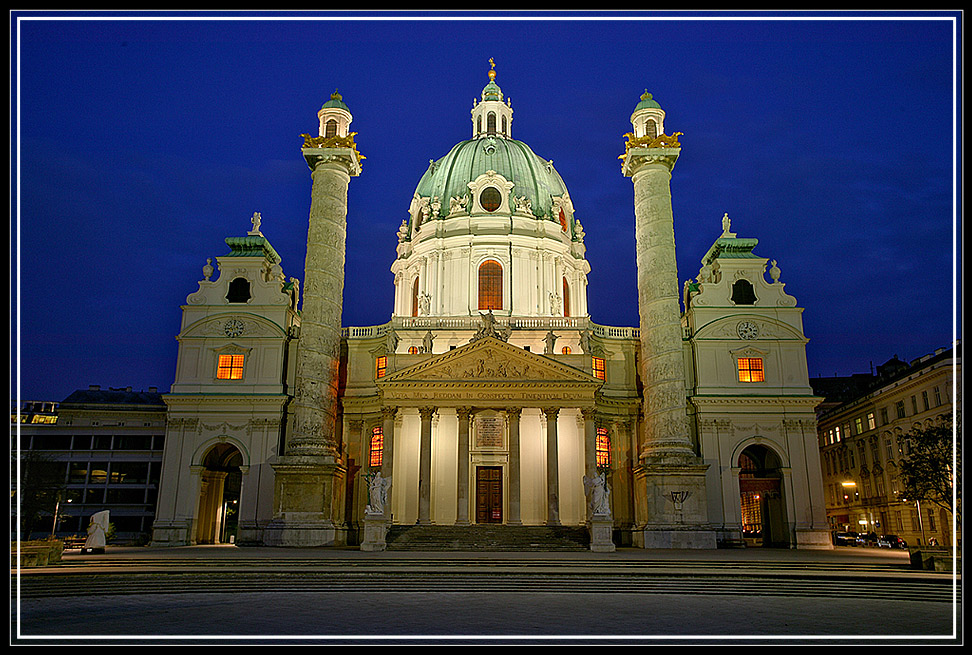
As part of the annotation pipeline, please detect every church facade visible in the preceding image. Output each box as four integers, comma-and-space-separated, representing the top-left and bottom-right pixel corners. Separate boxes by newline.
151, 65, 832, 550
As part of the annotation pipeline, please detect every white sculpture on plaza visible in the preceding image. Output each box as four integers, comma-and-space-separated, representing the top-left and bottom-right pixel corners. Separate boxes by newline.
83, 510, 110, 553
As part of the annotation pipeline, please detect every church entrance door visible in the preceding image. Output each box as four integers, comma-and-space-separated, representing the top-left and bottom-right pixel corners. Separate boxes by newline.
476, 466, 503, 523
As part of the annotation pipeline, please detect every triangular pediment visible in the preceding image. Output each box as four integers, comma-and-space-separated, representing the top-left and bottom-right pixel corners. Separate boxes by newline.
380, 337, 601, 385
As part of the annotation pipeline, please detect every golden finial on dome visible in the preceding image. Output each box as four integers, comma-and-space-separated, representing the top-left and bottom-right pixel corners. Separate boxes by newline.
331, 88, 342, 101
488, 57, 496, 81
641, 89, 652, 101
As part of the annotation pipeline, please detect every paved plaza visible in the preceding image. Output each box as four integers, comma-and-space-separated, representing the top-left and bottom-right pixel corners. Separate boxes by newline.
11, 545, 963, 645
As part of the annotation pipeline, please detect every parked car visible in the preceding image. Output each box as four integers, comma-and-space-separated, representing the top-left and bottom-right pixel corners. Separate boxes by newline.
834, 532, 859, 546
857, 532, 879, 547
878, 534, 907, 549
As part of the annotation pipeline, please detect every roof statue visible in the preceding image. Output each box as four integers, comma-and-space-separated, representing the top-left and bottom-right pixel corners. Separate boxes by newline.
248, 211, 263, 236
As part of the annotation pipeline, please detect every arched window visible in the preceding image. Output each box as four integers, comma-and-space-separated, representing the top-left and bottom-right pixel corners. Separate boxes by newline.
731, 279, 757, 305
646, 119, 657, 140
325, 119, 338, 139
563, 278, 570, 317
411, 278, 420, 317
226, 278, 251, 303
477, 115, 482, 135
487, 112, 496, 135
596, 427, 611, 468
478, 260, 503, 310
501, 115, 507, 136
558, 207, 568, 231
369, 427, 384, 468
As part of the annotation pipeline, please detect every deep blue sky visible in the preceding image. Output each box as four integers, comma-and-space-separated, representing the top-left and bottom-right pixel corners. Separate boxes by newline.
11, 11, 961, 402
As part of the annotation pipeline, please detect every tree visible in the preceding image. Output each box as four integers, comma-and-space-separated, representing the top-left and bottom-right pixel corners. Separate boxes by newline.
13, 449, 66, 537
898, 416, 960, 519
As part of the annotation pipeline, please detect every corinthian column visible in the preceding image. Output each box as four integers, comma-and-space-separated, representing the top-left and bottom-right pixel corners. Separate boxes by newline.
621, 101, 713, 549
265, 100, 363, 548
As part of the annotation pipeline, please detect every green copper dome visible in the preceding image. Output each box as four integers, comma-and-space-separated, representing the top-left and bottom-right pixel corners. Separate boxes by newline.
321, 89, 350, 112
634, 90, 661, 111
413, 137, 570, 225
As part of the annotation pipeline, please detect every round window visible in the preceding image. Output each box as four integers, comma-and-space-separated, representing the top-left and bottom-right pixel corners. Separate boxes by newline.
480, 187, 502, 212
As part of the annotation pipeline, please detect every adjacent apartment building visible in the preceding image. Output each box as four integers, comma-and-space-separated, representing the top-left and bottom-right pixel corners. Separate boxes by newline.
13, 386, 167, 542
813, 342, 961, 547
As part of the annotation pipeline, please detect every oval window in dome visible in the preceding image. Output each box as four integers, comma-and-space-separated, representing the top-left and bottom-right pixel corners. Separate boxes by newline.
480, 187, 502, 212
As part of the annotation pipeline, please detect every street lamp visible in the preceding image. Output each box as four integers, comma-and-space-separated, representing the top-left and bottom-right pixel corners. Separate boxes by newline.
50, 496, 73, 539
899, 495, 926, 546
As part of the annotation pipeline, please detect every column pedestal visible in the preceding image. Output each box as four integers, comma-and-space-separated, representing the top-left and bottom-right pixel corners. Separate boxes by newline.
635, 461, 715, 549
360, 511, 387, 551
590, 514, 616, 553
264, 457, 347, 547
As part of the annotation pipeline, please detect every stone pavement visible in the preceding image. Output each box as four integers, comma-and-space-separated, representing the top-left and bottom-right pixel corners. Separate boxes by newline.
10, 544, 962, 645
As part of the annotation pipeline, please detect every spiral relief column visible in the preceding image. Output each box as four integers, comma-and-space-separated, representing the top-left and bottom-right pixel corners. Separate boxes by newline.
621, 91, 714, 548
265, 92, 364, 547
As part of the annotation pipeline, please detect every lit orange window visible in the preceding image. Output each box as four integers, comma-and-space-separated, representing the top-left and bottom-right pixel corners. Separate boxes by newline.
558, 207, 568, 232
408, 346, 419, 355
561, 346, 571, 355
216, 354, 245, 380
592, 357, 605, 381
596, 427, 611, 468
737, 357, 764, 383
478, 260, 503, 310
563, 278, 570, 317
369, 427, 384, 468
375, 356, 387, 379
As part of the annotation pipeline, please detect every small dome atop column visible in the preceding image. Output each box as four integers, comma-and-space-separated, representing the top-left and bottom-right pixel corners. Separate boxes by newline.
318, 89, 353, 139
630, 90, 665, 139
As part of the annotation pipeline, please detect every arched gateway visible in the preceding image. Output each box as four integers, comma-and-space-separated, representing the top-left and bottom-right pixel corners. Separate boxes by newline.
195, 443, 243, 544
738, 444, 788, 548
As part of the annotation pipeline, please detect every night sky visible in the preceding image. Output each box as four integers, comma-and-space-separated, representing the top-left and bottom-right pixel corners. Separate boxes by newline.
11, 11, 961, 403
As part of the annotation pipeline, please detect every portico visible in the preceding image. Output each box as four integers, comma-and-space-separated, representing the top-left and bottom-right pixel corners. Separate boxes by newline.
370, 336, 603, 529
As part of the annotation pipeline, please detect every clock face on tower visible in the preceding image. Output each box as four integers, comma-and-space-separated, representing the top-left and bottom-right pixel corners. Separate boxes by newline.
224, 318, 245, 338
736, 321, 759, 340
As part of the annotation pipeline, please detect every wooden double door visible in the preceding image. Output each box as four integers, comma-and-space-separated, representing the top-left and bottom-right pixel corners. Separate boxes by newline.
475, 466, 503, 524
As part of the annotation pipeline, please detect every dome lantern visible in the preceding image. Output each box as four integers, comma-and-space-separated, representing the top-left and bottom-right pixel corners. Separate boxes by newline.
471, 58, 513, 139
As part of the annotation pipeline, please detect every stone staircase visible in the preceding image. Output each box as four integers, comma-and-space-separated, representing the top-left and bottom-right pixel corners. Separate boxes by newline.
384, 524, 591, 551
